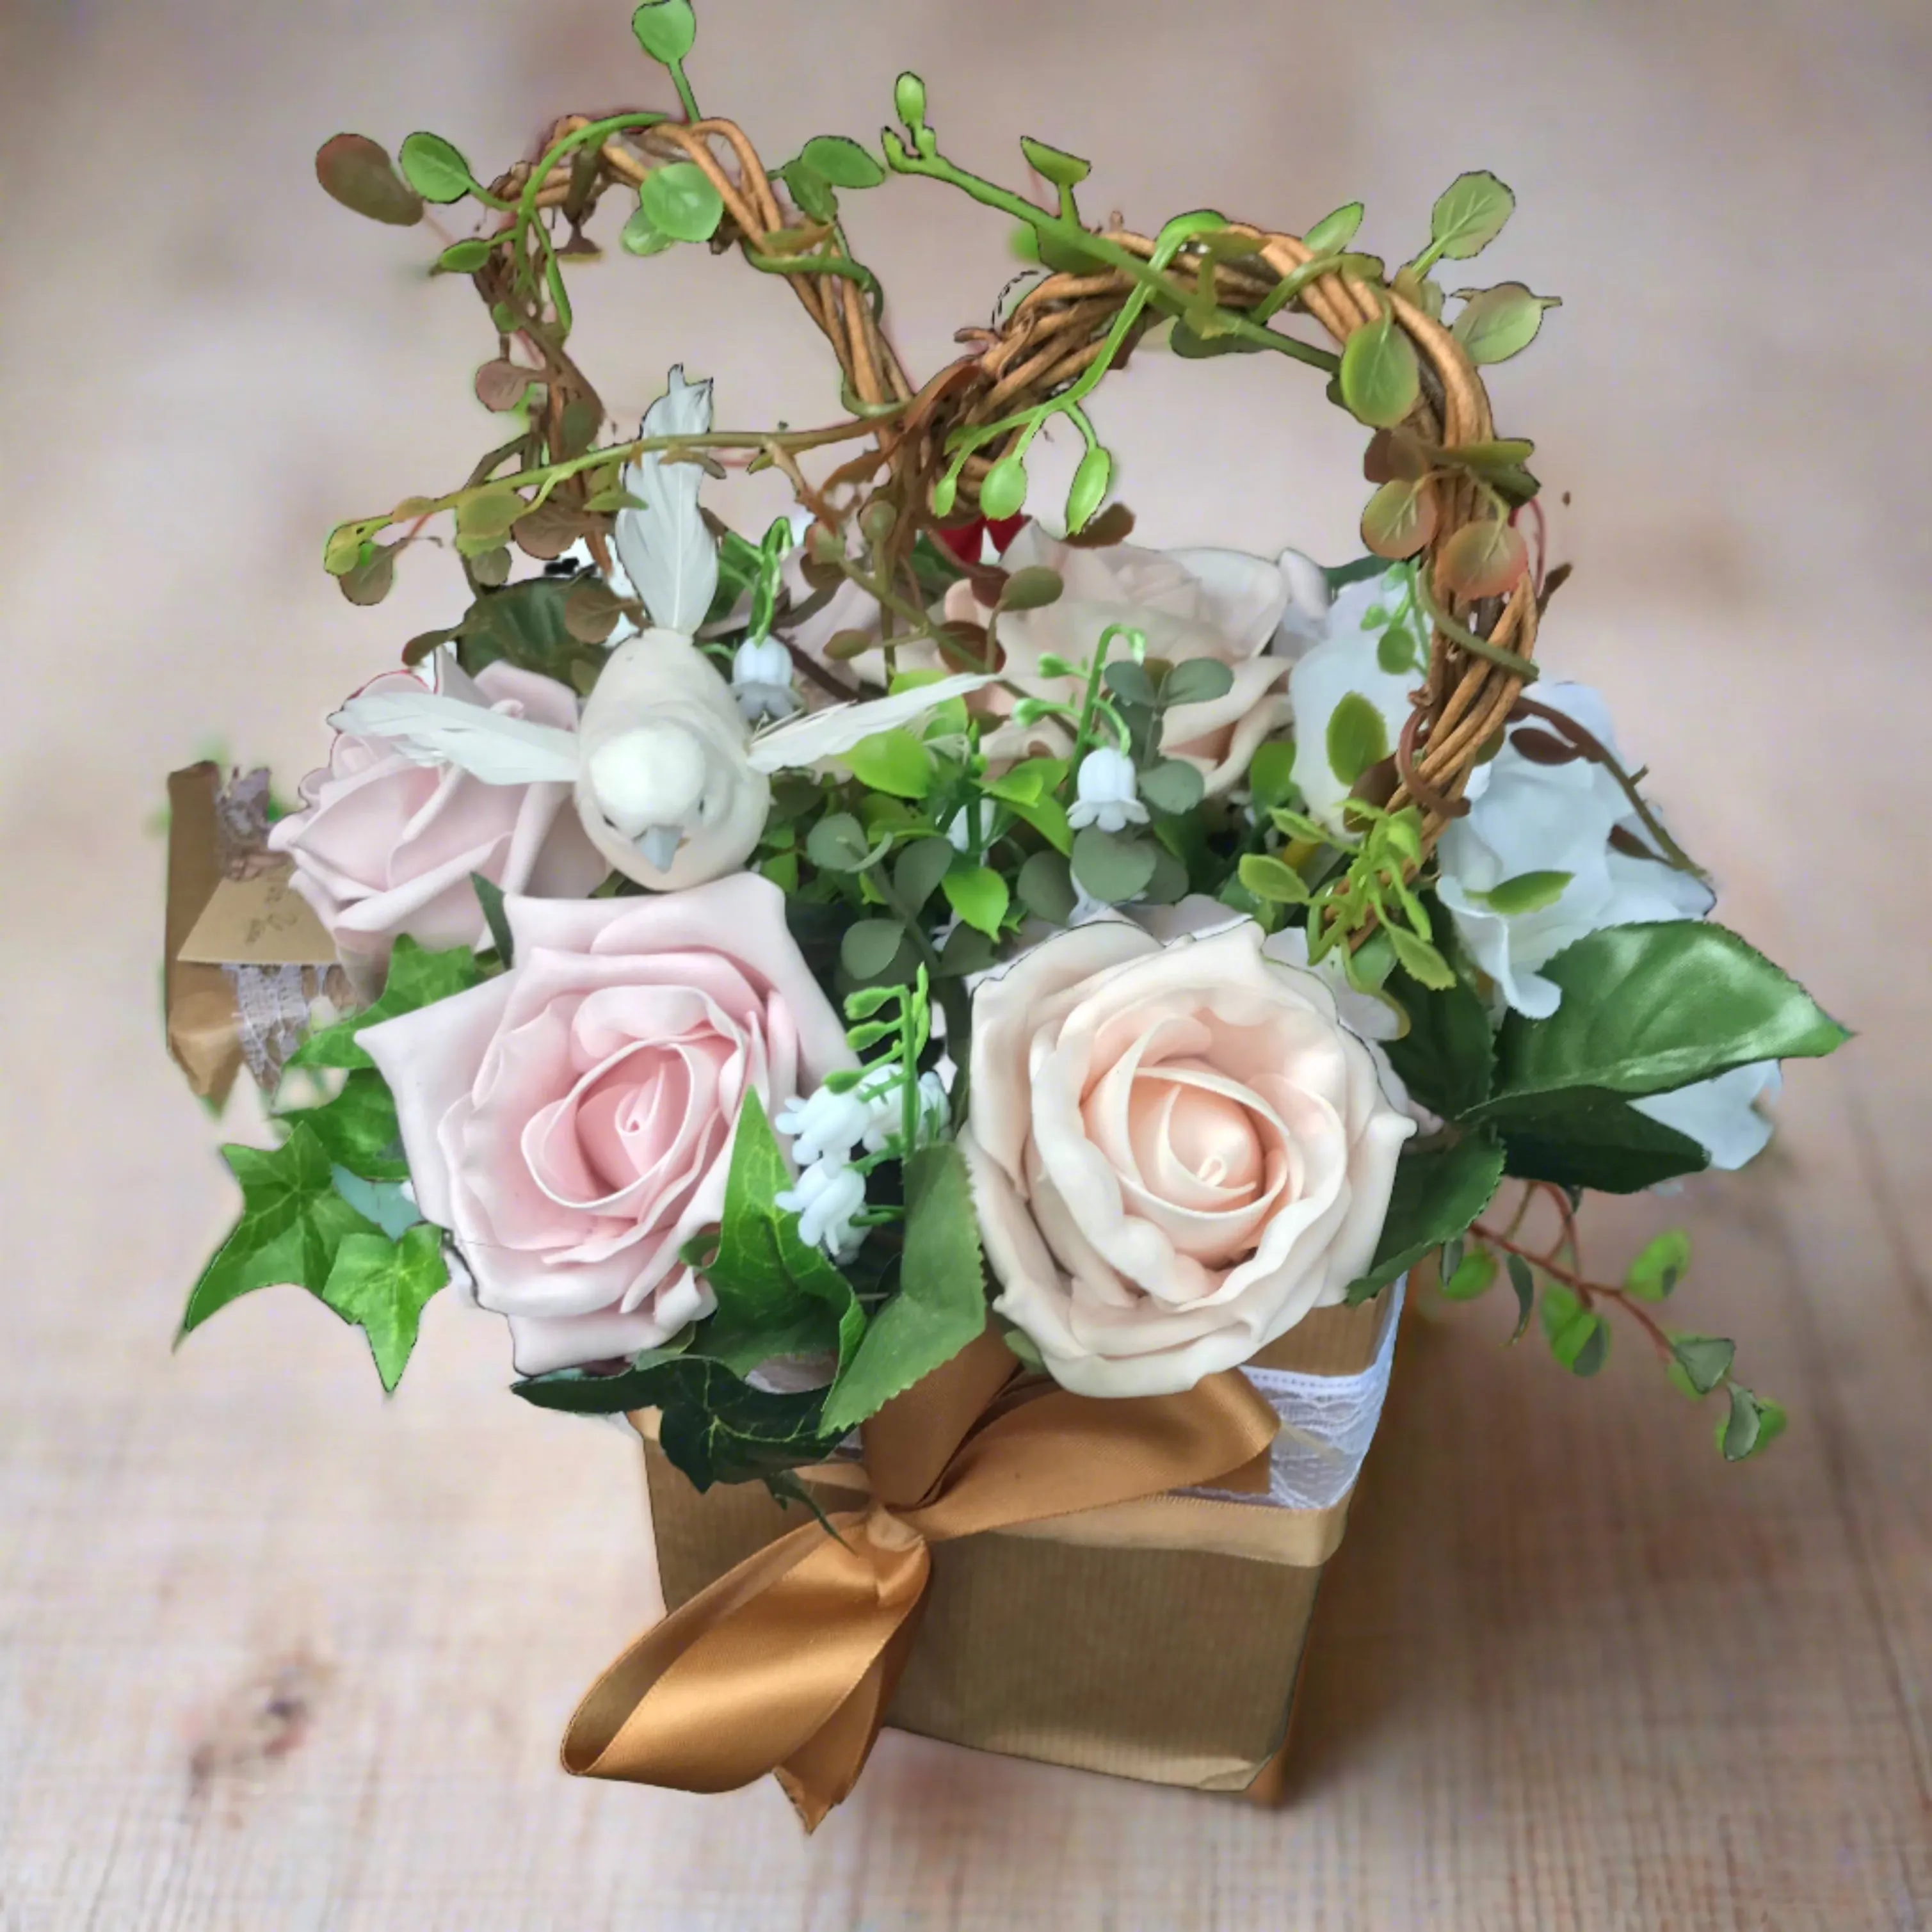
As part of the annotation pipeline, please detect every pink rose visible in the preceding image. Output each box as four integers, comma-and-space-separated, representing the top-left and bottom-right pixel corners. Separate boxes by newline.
961, 919, 1415, 1396
269, 659, 607, 990
360, 877, 854, 1376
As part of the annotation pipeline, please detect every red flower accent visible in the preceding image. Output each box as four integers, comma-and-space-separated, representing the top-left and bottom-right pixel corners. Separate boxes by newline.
932, 514, 1030, 565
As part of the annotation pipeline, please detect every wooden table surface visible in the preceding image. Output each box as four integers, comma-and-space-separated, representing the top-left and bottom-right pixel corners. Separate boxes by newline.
3, 1, 1928, 1925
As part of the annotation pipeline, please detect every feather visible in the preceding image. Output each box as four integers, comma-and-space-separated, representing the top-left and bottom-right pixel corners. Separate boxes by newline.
329, 689, 582, 786
612, 366, 720, 637
745, 673, 997, 773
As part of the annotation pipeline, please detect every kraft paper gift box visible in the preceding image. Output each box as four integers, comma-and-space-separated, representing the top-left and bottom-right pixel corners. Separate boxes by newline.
639, 1288, 1401, 1798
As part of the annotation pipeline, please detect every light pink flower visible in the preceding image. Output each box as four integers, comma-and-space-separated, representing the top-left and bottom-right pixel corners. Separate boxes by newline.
359, 877, 855, 1375
960, 919, 1414, 1396
269, 659, 606, 990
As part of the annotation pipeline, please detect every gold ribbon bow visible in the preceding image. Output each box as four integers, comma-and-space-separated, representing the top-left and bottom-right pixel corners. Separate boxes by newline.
561, 1326, 1282, 1827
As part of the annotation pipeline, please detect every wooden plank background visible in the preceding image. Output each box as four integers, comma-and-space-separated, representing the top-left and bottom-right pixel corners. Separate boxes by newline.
2, 1, 1927, 1924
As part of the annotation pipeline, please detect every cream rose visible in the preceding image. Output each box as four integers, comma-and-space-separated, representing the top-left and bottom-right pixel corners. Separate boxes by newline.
359, 876, 853, 1375
269, 659, 607, 992
961, 919, 1415, 1396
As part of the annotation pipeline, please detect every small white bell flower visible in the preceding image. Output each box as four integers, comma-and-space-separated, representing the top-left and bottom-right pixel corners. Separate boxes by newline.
774, 1084, 877, 1168
1067, 746, 1148, 833
945, 800, 999, 852
775, 1158, 868, 1259
730, 635, 800, 725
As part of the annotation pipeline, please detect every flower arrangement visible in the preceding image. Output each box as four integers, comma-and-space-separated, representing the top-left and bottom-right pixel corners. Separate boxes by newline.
168, 1, 1848, 1817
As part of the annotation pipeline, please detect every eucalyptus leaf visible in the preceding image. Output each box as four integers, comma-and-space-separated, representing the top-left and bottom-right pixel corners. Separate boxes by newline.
841, 919, 905, 980
805, 813, 871, 872
1137, 759, 1205, 817
1161, 657, 1235, 707
1017, 849, 1078, 924
893, 837, 954, 914
1071, 827, 1157, 904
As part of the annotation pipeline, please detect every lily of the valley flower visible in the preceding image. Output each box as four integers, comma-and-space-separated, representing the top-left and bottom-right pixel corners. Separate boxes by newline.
1067, 746, 1148, 833
774, 1084, 879, 1168
730, 634, 800, 725
775, 1158, 867, 1259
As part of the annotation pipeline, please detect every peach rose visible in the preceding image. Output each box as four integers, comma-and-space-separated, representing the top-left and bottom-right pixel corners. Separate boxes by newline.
359, 876, 854, 1375
270, 659, 606, 992
960, 919, 1415, 1396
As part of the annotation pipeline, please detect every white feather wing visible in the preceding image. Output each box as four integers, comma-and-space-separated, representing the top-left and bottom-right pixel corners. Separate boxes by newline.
612, 366, 720, 637
745, 673, 997, 773
329, 689, 582, 785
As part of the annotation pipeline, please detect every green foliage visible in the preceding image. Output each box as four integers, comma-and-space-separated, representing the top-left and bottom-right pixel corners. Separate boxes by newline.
1504, 1253, 1535, 1340
979, 452, 1029, 521
1539, 1282, 1608, 1376
398, 131, 476, 204
1071, 826, 1157, 904
469, 871, 515, 965
1303, 201, 1364, 253
315, 134, 424, 226
1625, 1228, 1690, 1302
799, 135, 884, 188
1018, 135, 1091, 189
1499, 1097, 1709, 1195
632, 0, 696, 65
1452, 282, 1561, 364
321, 1225, 449, 1392
1479, 870, 1573, 917
1246, 741, 1297, 812
845, 729, 933, 799
291, 938, 483, 1072
1424, 170, 1515, 262
1238, 853, 1310, 906
434, 239, 493, 275
942, 863, 1009, 938
641, 161, 724, 241
1339, 309, 1421, 428
277, 1069, 409, 1179
179, 1125, 380, 1338
1669, 1333, 1734, 1396
1383, 970, 1493, 1119
1348, 1131, 1504, 1301
1017, 849, 1077, 923
1438, 1246, 1497, 1301
1065, 446, 1113, 535
818, 1143, 988, 1434
1718, 1384, 1785, 1460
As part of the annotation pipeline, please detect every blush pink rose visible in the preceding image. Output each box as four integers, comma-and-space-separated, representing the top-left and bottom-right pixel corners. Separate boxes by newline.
359, 876, 855, 1375
268, 659, 607, 990
960, 919, 1415, 1396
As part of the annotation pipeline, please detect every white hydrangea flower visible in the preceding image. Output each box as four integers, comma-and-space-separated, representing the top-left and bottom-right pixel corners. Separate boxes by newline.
730, 634, 800, 725
775, 1158, 868, 1259
1066, 746, 1148, 833
1630, 1061, 1782, 1171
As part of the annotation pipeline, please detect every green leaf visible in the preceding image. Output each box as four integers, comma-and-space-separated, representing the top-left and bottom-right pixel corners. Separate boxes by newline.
1383, 973, 1494, 1120
1479, 870, 1573, 917
844, 728, 933, 799
1303, 201, 1364, 254
1362, 476, 1437, 561
433, 238, 493, 275
1326, 690, 1390, 785
799, 134, 884, 188
1626, 1228, 1690, 1302
1017, 849, 1078, 924
1670, 1332, 1734, 1396
840, 919, 905, 980
319, 1224, 448, 1391
469, 871, 515, 965
641, 161, 724, 242
1247, 741, 1298, 812
1385, 927, 1456, 991
1018, 135, 1091, 188
979, 453, 1029, 522
999, 565, 1065, 612
1439, 1246, 1497, 1301
805, 812, 871, 872
1539, 1282, 1608, 1376
819, 1143, 988, 1433
1071, 827, 1157, 904
942, 863, 1010, 938
1347, 1130, 1504, 1300
1237, 853, 1310, 905
1452, 282, 1560, 364
631, 0, 696, 63
1505, 1253, 1535, 1340
1137, 759, 1205, 817
1476, 922, 1850, 1117
1500, 1096, 1709, 1194
290, 939, 483, 1071
892, 836, 954, 914
894, 71, 928, 128
1102, 660, 1159, 709
1161, 657, 1236, 707
180, 1125, 381, 1338
455, 487, 526, 540
1718, 1382, 1784, 1460
619, 207, 673, 256
1339, 310, 1421, 429
1065, 446, 1113, 535
277, 1069, 408, 1180
398, 131, 475, 205
1428, 170, 1515, 260
314, 134, 424, 227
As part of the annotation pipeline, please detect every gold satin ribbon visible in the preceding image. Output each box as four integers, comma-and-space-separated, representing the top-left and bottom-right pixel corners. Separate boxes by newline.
561, 1326, 1282, 1827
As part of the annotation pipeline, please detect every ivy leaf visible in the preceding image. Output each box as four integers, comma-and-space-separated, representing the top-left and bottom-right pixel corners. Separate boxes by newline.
1626, 1228, 1690, 1302
819, 1143, 988, 1434
1383, 972, 1494, 1119
1452, 282, 1561, 364
320, 1224, 448, 1392
942, 864, 1010, 939
631, 0, 696, 64
844, 728, 933, 799
277, 1069, 409, 1180
1539, 1282, 1608, 1376
1347, 1130, 1504, 1301
1339, 310, 1421, 429
398, 131, 476, 205
179, 1125, 381, 1338
314, 134, 424, 227
799, 135, 885, 189
641, 162, 724, 243
290, 939, 484, 1072
1428, 171, 1515, 261
1475, 922, 1849, 1118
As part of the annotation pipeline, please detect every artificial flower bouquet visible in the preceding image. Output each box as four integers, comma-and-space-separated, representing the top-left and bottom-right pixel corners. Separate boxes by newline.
165, 3, 1849, 1824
